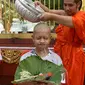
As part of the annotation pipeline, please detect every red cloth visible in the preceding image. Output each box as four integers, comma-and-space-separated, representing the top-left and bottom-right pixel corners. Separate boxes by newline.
54, 11, 85, 85
0, 61, 18, 75
20, 50, 30, 56
0, 50, 30, 85
0, 60, 18, 85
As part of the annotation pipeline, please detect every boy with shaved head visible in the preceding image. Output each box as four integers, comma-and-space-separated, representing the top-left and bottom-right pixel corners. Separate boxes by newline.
20, 22, 64, 85
21, 22, 62, 65
34, 0, 85, 85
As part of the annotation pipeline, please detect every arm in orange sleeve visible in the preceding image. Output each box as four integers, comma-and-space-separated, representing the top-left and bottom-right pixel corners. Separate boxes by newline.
72, 11, 85, 43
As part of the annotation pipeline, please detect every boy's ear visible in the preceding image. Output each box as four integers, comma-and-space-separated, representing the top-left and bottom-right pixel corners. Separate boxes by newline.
50, 35, 52, 39
31, 35, 33, 38
31, 35, 34, 42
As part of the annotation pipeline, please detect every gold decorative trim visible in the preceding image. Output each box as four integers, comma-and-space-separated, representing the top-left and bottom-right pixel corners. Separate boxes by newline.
0, 33, 56, 39
1, 49, 21, 64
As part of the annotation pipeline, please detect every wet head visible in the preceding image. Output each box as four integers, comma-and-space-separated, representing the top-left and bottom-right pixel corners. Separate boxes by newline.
32, 23, 51, 50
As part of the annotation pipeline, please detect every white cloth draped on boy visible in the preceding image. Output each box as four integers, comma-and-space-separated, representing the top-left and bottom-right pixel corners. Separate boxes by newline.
12, 55, 65, 85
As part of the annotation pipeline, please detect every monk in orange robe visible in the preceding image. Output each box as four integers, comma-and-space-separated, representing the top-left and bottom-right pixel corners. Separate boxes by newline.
34, 0, 85, 85
54, 11, 85, 85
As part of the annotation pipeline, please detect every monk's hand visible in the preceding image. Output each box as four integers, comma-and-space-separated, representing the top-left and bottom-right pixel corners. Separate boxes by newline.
34, 1, 42, 7
39, 12, 52, 21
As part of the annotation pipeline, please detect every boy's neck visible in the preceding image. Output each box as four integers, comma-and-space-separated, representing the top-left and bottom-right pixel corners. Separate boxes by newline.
35, 48, 49, 58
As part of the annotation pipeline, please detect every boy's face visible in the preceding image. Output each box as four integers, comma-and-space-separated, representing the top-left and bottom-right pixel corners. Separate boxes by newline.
33, 28, 51, 50
64, 0, 80, 15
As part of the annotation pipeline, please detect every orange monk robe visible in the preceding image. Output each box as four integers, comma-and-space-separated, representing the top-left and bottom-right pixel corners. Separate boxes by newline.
54, 11, 85, 85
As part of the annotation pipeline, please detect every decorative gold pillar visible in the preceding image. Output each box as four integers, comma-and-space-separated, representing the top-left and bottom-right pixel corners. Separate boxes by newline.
0, 7, 2, 20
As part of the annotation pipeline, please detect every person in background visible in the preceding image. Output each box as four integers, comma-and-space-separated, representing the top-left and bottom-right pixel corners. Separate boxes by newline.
34, 0, 85, 85
20, 22, 65, 84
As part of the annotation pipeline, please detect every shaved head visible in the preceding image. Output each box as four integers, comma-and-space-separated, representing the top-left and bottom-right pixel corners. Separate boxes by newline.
33, 22, 51, 35
32, 22, 51, 51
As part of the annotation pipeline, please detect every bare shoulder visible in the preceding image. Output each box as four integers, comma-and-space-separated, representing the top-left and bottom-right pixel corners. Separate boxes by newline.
49, 10, 66, 15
